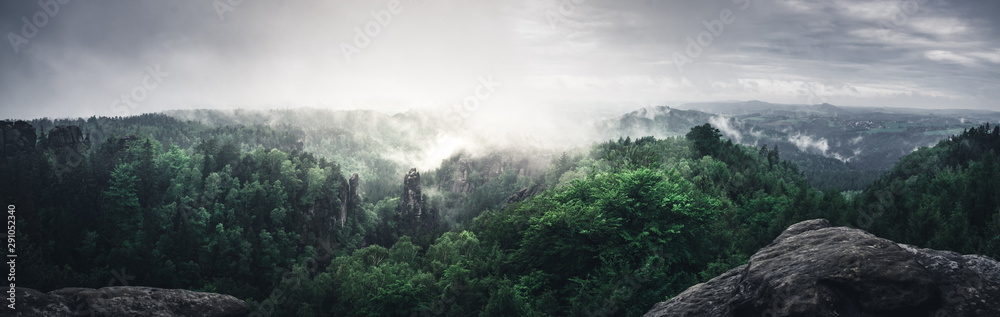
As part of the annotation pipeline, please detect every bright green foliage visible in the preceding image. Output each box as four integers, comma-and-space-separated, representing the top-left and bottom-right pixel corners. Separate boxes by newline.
496, 168, 719, 315
480, 279, 529, 317
6, 127, 376, 299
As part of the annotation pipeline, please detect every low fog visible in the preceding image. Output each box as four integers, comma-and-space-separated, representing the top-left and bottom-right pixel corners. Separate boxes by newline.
3, 0, 1000, 193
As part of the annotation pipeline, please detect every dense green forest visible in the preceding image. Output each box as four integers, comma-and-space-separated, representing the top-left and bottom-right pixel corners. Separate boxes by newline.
2, 114, 998, 316
600, 103, 998, 193
853, 124, 1000, 258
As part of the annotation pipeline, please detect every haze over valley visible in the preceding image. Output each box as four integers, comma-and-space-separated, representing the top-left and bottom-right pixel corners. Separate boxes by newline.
2, 1, 1000, 316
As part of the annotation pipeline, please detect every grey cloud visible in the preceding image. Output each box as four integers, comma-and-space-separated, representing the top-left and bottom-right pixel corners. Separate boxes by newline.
1, 0, 997, 120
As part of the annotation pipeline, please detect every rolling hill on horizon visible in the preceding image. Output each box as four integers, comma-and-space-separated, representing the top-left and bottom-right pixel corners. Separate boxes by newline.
8, 100, 997, 192
600, 101, 1000, 190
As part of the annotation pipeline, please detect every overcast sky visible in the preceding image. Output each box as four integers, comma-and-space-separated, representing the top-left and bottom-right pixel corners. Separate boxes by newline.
1, 0, 998, 120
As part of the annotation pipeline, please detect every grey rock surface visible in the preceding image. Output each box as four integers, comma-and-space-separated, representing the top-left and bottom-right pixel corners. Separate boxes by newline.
398, 167, 423, 219
644, 219, 1000, 317
11, 286, 249, 317
1, 121, 37, 156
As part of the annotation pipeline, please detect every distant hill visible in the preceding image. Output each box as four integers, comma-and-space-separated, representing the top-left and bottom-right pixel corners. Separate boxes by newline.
20, 102, 998, 193
676, 100, 1000, 121
595, 106, 717, 139
852, 123, 1000, 260
607, 101, 999, 190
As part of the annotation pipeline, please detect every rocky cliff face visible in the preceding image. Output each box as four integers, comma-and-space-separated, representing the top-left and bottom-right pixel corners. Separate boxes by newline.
302, 172, 359, 249
47, 125, 89, 149
46, 125, 94, 181
1, 121, 37, 157
398, 168, 423, 220
339, 172, 360, 227
13, 286, 249, 317
436, 152, 543, 194
644, 219, 1000, 317
501, 183, 544, 209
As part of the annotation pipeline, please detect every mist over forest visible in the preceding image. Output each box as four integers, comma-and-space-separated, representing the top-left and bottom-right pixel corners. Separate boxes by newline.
3, 0, 1000, 316
4, 100, 1000, 316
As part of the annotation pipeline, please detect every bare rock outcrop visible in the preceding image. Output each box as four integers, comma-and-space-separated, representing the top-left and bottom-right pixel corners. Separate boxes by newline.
339, 172, 360, 227
398, 168, 423, 220
500, 184, 544, 209
46, 125, 94, 180
644, 219, 1000, 317
47, 125, 88, 149
1, 121, 37, 157
12, 286, 249, 317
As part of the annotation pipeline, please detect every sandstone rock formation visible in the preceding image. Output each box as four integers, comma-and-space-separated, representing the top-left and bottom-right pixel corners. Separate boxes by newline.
1, 120, 37, 157
46, 125, 93, 181
644, 219, 1000, 317
348, 173, 360, 203
340, 172, 360, 227
500, 184, 544, 209
398, 168, 423, 220
13, 286, 249, 317
506, 187, 533, 204
438, 153, 539, 194
47, 125, 88, 149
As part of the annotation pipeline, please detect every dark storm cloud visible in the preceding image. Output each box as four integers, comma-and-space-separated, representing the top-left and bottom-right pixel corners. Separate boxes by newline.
1, 0, 997, 120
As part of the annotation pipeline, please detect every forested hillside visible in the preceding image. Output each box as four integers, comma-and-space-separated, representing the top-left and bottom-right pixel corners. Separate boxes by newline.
3, 122, 371, 298
2, 112, 997, 316
0, 115, 545, 301
851, 124, 1000, 260
667, 101, 998, 191
240, 124, 848, 316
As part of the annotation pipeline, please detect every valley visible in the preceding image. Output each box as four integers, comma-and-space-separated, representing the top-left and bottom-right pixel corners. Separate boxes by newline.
3, 101, 998, 316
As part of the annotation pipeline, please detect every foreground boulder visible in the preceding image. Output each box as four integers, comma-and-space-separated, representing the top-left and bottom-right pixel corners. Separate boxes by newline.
12, 286, 249, 317
644, 219, 1000, 317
